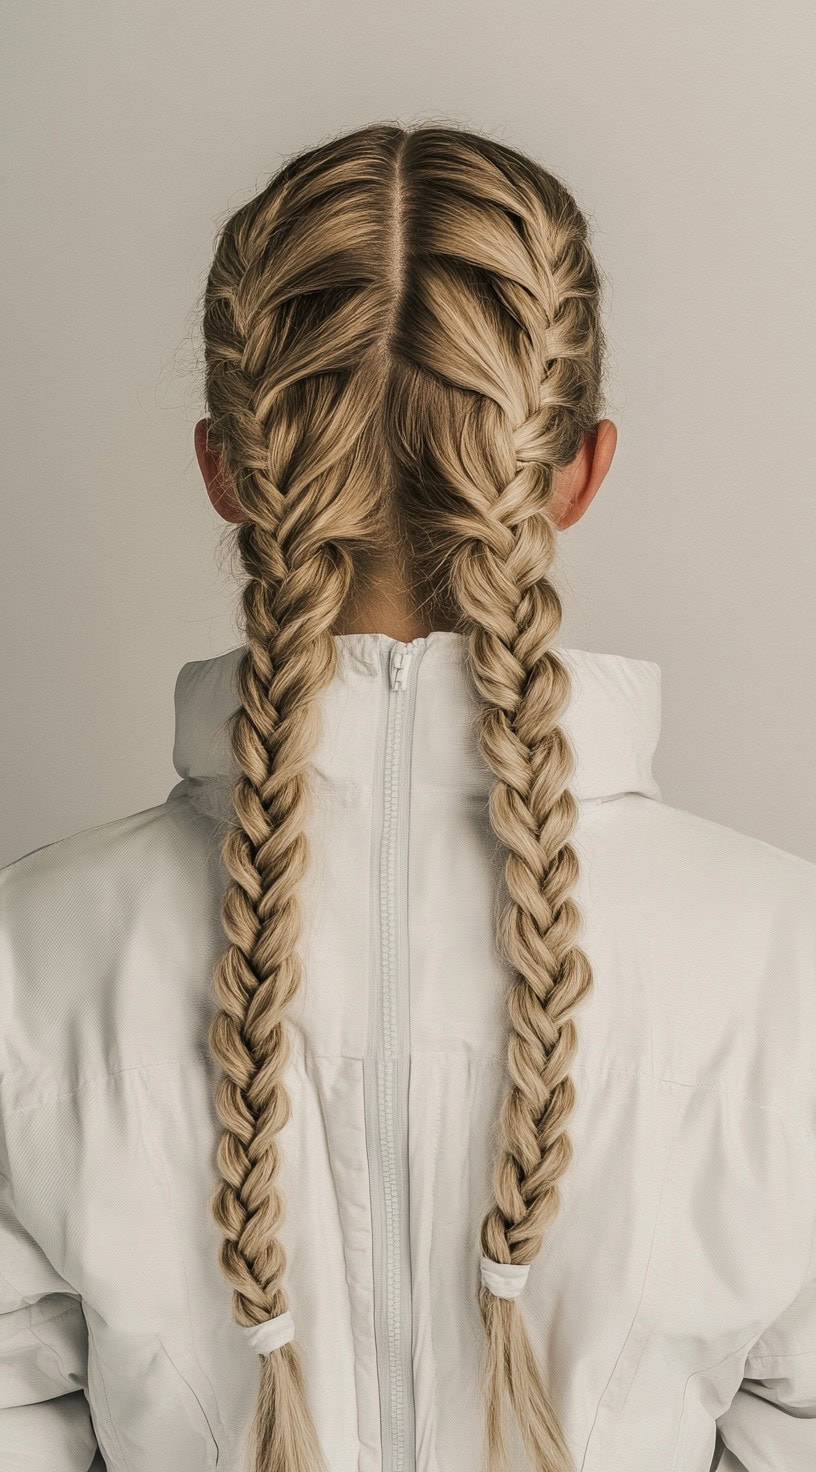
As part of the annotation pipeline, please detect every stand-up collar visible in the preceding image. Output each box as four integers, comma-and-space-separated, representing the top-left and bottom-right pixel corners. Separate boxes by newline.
169, 633, 662, 823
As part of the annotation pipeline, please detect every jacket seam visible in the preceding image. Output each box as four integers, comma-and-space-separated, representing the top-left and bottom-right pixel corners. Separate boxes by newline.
580, 1088, 684, 1468
426, 1077, 444, 1472
0, 1263, 78, 1308
27, 1304, 83, 1380
86, 1311, 128, 1471
3, 1056, 814, 1142
744, 1345, 816, 1363
27, 1300, 81, 1333
671, 1331, 764, 1472
743, 1219, 816, 1364
312, 1050, 363, 1466
673, 1167, 816, 1461
134, 1076, 225, 1459
1, 1054, 214, 1114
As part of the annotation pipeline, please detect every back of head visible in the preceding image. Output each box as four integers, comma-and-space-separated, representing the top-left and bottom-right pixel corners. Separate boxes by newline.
201, 121, 606, 1472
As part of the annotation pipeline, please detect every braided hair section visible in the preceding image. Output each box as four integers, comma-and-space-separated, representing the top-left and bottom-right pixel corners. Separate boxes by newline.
388, 130, 604, 1472
201, 132, 400, 1472
457, 468, 592, 1472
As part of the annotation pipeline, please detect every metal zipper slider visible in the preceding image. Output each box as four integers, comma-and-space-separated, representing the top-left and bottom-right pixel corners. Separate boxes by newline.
389, 645, 413, 690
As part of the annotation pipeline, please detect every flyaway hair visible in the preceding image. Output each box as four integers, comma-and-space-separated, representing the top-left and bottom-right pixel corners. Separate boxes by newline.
201, 121, 604, 1472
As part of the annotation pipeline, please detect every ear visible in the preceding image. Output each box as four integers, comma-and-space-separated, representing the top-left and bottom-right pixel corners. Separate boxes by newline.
194, 418, 244, 523
551, 419, 617, 530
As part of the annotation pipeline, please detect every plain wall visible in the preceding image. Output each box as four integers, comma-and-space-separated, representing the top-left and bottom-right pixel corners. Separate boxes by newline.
2, 0, 814, 867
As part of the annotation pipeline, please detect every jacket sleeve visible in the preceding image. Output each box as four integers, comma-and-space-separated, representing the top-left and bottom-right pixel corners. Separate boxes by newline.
0, 1163, 103, 1471
715, 1248, 816, 1471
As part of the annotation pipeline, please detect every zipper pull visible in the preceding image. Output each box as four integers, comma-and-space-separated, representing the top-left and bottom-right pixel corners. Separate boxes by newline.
389, 645, 413, 690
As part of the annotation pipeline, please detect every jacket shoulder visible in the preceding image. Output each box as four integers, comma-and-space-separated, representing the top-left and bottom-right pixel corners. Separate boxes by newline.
624, 794, 816, 914
584, 794, 816, 1128
0, 794, 221, 1110
0, 794, 210, 922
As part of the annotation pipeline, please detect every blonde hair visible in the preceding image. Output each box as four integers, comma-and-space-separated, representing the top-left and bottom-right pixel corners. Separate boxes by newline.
202, 121, 602, 1472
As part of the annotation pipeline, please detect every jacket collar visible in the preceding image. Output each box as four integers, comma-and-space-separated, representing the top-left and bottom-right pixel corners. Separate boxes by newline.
169, 633, 663, 822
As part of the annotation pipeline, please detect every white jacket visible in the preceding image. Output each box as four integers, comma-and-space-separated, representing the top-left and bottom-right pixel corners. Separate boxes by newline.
1, 632, 815, 1472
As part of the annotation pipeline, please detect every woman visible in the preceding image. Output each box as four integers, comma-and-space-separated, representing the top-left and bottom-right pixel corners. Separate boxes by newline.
1, 122, 814, 1472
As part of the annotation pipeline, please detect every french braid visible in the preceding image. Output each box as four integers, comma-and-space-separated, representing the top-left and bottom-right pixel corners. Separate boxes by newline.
458, 494, 591, 1472
203, 138, 395, 1472
389, 132, 602, 1471
200, 123, 605, 1472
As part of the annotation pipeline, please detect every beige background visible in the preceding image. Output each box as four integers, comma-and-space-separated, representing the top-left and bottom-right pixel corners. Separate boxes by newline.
2, 1, 814, 867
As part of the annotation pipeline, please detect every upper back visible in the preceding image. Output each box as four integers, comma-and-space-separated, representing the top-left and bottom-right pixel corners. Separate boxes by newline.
2, 634, 814, 1134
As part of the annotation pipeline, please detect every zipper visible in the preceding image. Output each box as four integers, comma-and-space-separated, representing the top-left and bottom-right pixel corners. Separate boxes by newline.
364, 637, 425, 1472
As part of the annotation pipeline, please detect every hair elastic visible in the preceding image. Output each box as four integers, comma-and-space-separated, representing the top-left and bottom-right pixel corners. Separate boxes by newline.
240, 1309, 295, 1356
479, 1254, 530, 1300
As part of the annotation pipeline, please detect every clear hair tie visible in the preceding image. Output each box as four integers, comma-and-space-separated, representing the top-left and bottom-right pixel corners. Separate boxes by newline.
240, 1309, 295, 1356
479, 1254, 531, 1300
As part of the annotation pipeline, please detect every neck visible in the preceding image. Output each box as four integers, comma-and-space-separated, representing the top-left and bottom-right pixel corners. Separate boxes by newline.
333, 553, 459, 642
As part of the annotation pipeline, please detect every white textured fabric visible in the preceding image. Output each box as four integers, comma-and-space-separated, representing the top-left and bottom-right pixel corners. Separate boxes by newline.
1, 632, 815, 1472
479, 1256, 531, 1299
240, 1310, 295, 1355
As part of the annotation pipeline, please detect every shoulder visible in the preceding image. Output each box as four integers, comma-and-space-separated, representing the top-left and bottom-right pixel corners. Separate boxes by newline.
586, 791, 816, 922
0, 794, 213, 940
580, 794, 816, 1128
637, 798, 816, 1022
0, 794, 221, 1110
